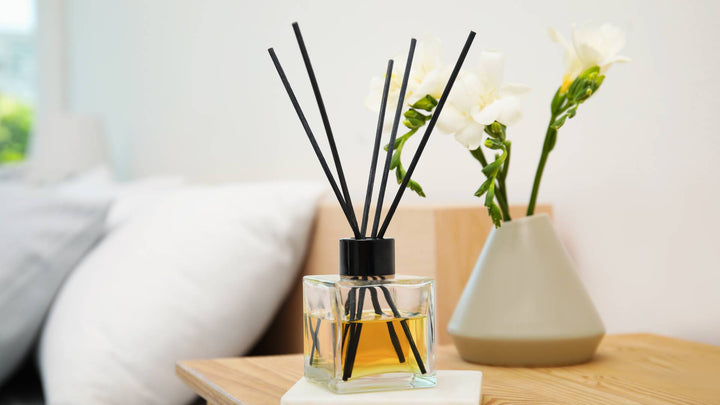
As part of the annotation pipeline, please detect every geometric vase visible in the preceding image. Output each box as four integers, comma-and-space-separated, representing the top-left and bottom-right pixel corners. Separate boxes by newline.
448, 213, 605, 366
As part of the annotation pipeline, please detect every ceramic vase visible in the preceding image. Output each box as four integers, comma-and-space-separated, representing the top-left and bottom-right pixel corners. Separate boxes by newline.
448, 213, 604, 366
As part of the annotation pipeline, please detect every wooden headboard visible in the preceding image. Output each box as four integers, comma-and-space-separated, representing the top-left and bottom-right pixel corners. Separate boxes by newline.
251, 200, 551, 355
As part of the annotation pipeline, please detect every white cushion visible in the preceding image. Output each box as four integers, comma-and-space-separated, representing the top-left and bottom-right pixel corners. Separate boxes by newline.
0, 184, 109, 385
0, 162, 26, 181
39, 182, 323, 405
54, 166, 185, 231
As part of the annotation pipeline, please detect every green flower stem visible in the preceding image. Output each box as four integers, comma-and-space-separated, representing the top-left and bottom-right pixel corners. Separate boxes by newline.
496, 183, 510, 221
385, 94, 438, 198
498, 141, 511, 221
469, 147, 511, 221
528, 67, 606, 216
527, 114, 556, 216
527, 98, 575, 216
470, 144, 488, 166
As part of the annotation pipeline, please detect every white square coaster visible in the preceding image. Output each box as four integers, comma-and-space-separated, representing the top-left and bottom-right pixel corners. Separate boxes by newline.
281, 370, 482, 405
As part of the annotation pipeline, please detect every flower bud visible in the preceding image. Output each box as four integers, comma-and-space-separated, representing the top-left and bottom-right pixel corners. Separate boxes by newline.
404, 109, 428, 121
594, 75, 605, 88
411, 95, 438, 111
403, 118, 425, 129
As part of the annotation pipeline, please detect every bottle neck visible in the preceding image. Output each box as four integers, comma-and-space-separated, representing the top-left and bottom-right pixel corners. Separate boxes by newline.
340, 274, 395, 281
339, 238, 395, 277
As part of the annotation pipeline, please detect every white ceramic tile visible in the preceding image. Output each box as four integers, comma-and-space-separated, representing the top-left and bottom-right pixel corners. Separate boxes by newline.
281, 370, 482, 405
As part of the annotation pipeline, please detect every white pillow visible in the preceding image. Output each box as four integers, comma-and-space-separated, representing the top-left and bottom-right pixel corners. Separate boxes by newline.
39, 182, 324, 405
0, 184, 109, 385
0, 162, 26, 181
54, 166, 186, 231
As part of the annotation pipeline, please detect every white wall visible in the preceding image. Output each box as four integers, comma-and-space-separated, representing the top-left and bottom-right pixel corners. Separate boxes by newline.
64, 0, 720, 344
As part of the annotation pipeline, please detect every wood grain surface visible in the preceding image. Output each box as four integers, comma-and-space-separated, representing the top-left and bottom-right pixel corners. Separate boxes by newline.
177, 334, 720, 405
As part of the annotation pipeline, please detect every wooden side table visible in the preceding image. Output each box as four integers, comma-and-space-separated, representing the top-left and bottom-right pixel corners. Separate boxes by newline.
177, 334, 720, 405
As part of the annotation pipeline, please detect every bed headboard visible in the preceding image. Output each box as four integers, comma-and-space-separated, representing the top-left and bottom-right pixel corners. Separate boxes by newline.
251, 200, 552, 355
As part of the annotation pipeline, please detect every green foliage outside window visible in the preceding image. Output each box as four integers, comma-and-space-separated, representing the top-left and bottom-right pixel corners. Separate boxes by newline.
0, 93, 33, 164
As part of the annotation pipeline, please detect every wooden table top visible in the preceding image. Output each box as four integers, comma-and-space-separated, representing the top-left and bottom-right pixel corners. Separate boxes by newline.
176, 334, 720, 405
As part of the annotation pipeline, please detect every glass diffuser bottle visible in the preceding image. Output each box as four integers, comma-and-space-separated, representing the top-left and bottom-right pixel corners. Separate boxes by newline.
269, 20, 474, 395
303, 238, 436, 393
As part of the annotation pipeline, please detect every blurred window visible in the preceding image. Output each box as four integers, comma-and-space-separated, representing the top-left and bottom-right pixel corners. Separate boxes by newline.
0, 0, 35, 164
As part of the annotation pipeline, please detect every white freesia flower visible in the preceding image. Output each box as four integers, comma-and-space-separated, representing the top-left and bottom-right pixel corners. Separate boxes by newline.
549, 23, 630, 92
437, 51, 530, 150
365, 35, 448, 114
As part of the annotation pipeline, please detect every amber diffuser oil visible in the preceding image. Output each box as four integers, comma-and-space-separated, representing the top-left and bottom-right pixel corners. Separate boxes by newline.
302, 238, 436, 394
305, 311, 429, 379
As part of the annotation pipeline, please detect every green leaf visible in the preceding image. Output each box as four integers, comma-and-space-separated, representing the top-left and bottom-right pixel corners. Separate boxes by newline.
411, 95, 438, 111
489, 204, 503, 228
567, 77, 582, 101
383, 137, 403, 152
484, 138, 504, 150
395, 165, 426, 197
566, 106, 578, 119
595, 74, 605, 88
579, 65, 600, 79
384, 127, 427, 198
470, 146, 488, 167
475, 123, 510, 227
570, 80, 589, 101
482, 159, 503, 177
484, 121, 505, 139
404, 108, 429, 121
474, 178, 493, 197
551, 115, 567, 130
484, 182, 495, 207
404, 117, 425, 129
390, 150, 402, 170
408, 179, 426, 197
551, 87, 565, 114
546, 130, 558, 152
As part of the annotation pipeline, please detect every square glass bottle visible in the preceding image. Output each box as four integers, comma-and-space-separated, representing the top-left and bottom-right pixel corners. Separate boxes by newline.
302, 238, 436, 393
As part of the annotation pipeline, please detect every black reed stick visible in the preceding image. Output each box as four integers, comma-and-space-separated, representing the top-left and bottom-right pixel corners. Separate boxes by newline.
292, 22, 360, 234
369, 286, 405, 363
268, 48, 361, 238
360, 60, 394, 237
377, 31, 476, 238
379, 284, 426, 374
371, 39, 416, 238
341, 287, 357, 351
308, 317, 321, 365
343, 287, 366, 380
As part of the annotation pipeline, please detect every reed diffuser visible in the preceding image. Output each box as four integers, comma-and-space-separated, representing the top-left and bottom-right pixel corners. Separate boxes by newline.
268, 23, 475, 394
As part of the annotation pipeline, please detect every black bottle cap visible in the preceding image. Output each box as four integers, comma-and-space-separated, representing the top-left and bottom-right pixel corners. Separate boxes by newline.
339, 238, 395, 277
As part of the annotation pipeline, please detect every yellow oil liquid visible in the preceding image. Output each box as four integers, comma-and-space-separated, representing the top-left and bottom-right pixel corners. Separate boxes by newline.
304, 311, 427, 380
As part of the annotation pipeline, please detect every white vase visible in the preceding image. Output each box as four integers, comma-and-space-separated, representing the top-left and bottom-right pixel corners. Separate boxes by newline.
448, 213, 604, 366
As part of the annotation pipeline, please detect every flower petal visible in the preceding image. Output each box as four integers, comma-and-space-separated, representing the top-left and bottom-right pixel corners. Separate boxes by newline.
409, 69, 443, 104
477, 51, 505, 91
499, 82, 531, 98
496, 97, 523, 126
445, 70, 479, 113
436, 104, 468, 134
454, 121, 486, 150
574, 42, 605, 68
365, 76, 385, 112
599, 23, 626, 56
471, 100, 501, 125
418, 34, 443, 72
548, 27, 569, 47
